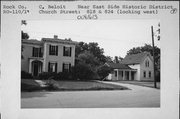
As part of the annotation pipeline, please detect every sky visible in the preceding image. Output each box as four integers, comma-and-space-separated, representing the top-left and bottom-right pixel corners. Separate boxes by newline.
22, 20, 160, 58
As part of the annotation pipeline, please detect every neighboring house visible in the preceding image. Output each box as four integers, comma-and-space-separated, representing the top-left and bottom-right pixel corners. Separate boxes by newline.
106, 52, 154, 81
21, 35, 77, 77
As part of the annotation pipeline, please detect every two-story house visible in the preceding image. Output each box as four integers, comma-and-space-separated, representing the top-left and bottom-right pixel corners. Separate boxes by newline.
21, 35, 77, 77
106, 52, 154, 81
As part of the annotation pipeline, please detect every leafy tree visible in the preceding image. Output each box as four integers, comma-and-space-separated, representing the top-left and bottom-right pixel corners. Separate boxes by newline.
75, 42, 89, 57
77, 51, 99, 67
113, 56, 123, 63
105, 56, 113, 63
21, 31, 29, 40
21, 20, 29, 59
75, 42, 107, 64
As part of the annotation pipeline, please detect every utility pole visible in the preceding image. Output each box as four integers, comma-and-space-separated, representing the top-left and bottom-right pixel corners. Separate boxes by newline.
151, 26, 157, 88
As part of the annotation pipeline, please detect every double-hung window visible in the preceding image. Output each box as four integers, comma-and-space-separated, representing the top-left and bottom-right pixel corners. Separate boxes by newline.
32, 47, 42, 57
48, 62, 57, 73
149, 71, 151, 78
63, 46, 71, 57
63, 63, 71, 72
49, 45, 58, 56
143, 71, 146, 78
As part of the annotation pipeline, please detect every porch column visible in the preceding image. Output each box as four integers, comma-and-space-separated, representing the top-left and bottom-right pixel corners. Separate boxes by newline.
29, 60, 32, 74
117, 69, 119, 80
123, 70, 125, 80
129, 71, 131, 80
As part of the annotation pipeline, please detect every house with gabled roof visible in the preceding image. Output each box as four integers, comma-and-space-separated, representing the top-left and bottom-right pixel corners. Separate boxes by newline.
105, 52, 154, 81
21, 35, 77, 77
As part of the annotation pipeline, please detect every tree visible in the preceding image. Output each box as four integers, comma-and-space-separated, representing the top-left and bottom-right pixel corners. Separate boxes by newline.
77, 51, 100, 67
21, 31, 29, 40
21, 20, 29, 59
75, 42, 107, 64
73, 51, 99, 80
113, 56, 123, 63
105, 56, 113, 63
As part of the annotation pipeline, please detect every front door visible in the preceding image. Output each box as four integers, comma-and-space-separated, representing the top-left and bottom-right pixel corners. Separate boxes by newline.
33, 62, 38, 77
131, 71, 134, 80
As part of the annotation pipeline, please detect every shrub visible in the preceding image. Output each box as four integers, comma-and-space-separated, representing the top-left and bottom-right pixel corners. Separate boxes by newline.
71, 62, 94, 80
21, 71, 33, 79
45, 82, 59, 91
97, 65, 112, 80
55, 72, 73, 80
38, 72, 57, 80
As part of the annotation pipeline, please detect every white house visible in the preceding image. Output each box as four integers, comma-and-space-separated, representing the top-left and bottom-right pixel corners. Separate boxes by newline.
106, 52, 154, 81
21, 35, 77, 77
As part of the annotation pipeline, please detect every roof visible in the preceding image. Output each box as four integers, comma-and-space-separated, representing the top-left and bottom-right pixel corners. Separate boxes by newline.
106, 62, 132, 69
22, 39, 42, 45
42, 38, 78, 45
121, 52, 152, 65
22, 37, 78, 46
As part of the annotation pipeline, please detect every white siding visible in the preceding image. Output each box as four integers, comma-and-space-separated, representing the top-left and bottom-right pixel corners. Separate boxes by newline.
128, 64, 140, 81
140, 56, 154, 81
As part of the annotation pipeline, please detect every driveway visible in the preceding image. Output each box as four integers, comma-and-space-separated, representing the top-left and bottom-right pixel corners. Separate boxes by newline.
21, 81, 160, 108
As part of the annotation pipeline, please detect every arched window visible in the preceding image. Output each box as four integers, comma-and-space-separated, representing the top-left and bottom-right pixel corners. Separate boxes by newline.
145, 60, 149, 67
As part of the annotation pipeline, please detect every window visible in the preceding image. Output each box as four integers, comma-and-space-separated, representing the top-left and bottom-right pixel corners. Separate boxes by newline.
48, 62, 57, 73
49, 45, 58, 56
145, 60, 149, 67
149, 71, 151, 78
63, 46, 71, 57
32, 47, 42, 57
63, 63, 71, 72
115, 71, 117, 77
143, 71, 146, 78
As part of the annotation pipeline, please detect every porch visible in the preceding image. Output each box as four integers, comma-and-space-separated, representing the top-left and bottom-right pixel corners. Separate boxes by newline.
28, 58, 44, 77
114, 69, 137, 81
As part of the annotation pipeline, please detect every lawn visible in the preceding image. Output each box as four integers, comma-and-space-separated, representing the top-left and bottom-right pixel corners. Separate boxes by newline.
21, 79, 129, 91
113, 80, 160, 89
46, 80, 129, 91
21, 79, 42, 91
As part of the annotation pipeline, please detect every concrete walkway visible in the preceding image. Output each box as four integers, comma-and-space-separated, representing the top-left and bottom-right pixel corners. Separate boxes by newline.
21, 81, 160, 108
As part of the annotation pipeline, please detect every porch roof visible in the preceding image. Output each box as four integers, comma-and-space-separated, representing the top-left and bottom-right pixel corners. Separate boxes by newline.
106, 62, 132, 70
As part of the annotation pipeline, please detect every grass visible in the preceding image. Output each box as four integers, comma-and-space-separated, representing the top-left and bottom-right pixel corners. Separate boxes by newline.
46, 80, 129, 91
21, 79, 129, 91
21, 79, 42, 92
112, 80, 160, 89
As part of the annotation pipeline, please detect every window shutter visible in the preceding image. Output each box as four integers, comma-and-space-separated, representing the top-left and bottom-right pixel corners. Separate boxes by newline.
39, 47, 41, 57
32, 47, 34, 56
55, 63, 57, 73
62, 63, 65, 72
48, 62, 50, 72
69, 63, 71, 72
56, 46, 58, 56
63, 46, 65, 56
49, 45, 51, 55
70, 47, 72, 57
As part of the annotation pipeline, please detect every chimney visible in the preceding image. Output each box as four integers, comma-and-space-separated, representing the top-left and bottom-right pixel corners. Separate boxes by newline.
54, 35, 58, 39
